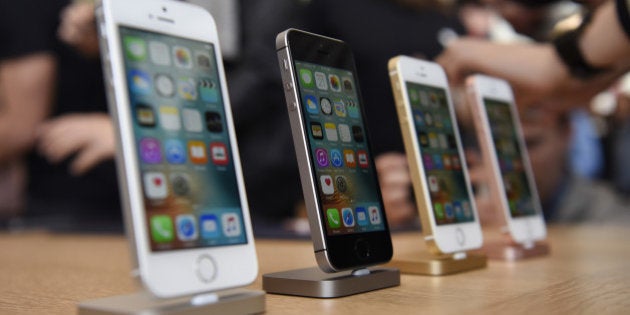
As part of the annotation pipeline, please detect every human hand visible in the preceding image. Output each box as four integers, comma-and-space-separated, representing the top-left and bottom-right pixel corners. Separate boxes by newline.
57, 1, 100, 58
375, 152, 417, 228
37, 113, 115, 176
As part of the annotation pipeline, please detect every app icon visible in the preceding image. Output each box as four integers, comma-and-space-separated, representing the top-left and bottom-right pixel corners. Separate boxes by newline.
305, 94, 319, 114
453, 201, 463, 220
188, 141, 208, 164
299, 68, 314, 88
315, 148, 329, 167
346, 99, 359, 118
150, 215, 173, 243
356, 207, 368, 226
222, 213, 241, 237
352, 125, 364, 142
195, 50, 211, 69
210, 142, 229, 166
326, 208, 341, 228
423, 154, 434, 170
429, 92, 439, 107
128, 69, 151, 95
438, 133, 448, 149
338, 124, 351, 142
325, 123, 338, 141
311, 122, 323, 140
177, 77, 197, 101
333, 99, 346, 117
173, 46, 192, 69
205, 111, 223, 133
320, 175, 334, 195
314, 71, 328, 90
343, 149, 356, 168
199, 78, 218, 103
159, 106, 181, 131
462, 201, 473, 218
444, 203, 454, 219
413, 110, 424, 127
409, 90, 419, 104
368, 206, 382, 224
170, 173, 191, 196
140, 138, 162, 164
124, 36, 146, 61
342, 77, 353, 93
154, 74, 175, 98
135, 104, 155, 127
428, 175, 439, 193
443, 154, 452, 170
335, 176, 348, 193
434, 203, 444, 219
176, 215, 198, 241
330, 149, 343, 168
419, 132, 429, 148
357, 150, 368, 168
434, 114, 444, 128
200, 214, 220, 239
452, 155, 461, 170
433, 154, 444, 169
419, 91, 429, 106
328, 74, 341, 92
144, 172, 167, 199
149, 41, 170, 65
424, 112, 433, 126
164, 139, 186, 164
342, 208, 355, 227
428, 132, 439, 148
320, 97, 333, 115
182, 108, 203, 132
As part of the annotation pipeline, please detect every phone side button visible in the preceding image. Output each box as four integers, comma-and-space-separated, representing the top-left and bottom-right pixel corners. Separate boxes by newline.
287, 101, 297, 111
196, 255, 217, 283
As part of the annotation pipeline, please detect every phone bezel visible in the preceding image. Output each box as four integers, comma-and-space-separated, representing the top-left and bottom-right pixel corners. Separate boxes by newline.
278, 29, 393, 271
467, 75, 547, 244
99, 0, 257, 297
390, 56, 483, 254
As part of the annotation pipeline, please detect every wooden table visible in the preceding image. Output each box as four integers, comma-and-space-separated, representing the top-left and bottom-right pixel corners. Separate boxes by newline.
1, 225, 629, 314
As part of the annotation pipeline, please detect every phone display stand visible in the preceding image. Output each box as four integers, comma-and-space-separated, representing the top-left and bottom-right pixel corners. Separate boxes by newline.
387, 251, 487, 276
262, 266, 400, 298
78, 288, 265, 315
479, 240, 550, 261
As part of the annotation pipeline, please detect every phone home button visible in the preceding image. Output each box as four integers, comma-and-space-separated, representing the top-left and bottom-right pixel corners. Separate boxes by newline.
196, 255, 217, 283
455, 228, 466, 246
354, 239, 371, 261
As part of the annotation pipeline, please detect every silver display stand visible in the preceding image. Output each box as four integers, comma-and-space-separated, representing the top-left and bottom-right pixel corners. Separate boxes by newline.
78, 288, 265, 315
262, 266, 400, 298
479, 240, 550, 261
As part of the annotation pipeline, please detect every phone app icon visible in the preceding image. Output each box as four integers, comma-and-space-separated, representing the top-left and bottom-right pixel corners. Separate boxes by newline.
429, 92, 439, 107
139, 138, 162, 164
423, 154, 434, 170
343, 149, 356, 168
338, 124, 351, 142
320, 97, 333, 115
441, 154, 452, 170
195, 50, 212, 69
368, 206, 382, 225
205, 111, 223, 133
463, 201, 473, 219
210, 142, 229, 166
357, 150, 369, 168
188, 141, 208, 164
409, 89, 419, 104
144, 172, 167, 199
305, 94, 319, 114
150, 215, 173, 243
173, 46, 192, 69
428, 175, 439, 193
419, 91, 429, 106
177, 77, 197, 101
320, 175, 334, 195
176, 215, 198, 241
352, 125, 364, 142
149, 41, 170, 66
314, 71, 328, 90
434, 203, 445, 219
154, 74, 175, 98
333, 99, 346, 117
222, 213, 241, 237
419, 132, 429, 148
424, 112, 433, 126
413, 110, 425, 127
199, 78, 219, 103
444, 203, 454, 219
328, 74, 341, 92
452, 155, 462, 170
135, 104, 155, 127
124, 36, 146, 61
324, 123, 338, 141
438, 134, 448, 149
315, 148, 329, 167
170, 172, 191, 196
164, 139, 186, 164
428, 132, 439, 148
181, 108, 203, 132
434, 114, 444, 128
342, 208, 355, 227
299, 68, 314, 88
346, 99, 359, 118
335, 175, 348, 193
311, 122, 323, 140
433, 154, 444, 169
159, 106, 181, 131
453, 201, 464, 220
200, 214, 220, 239
342, 77, 353, 93
326, 208, 341, 228
356, 207, 368, 226
330, 149, 344, 168
128, 69, 151, 95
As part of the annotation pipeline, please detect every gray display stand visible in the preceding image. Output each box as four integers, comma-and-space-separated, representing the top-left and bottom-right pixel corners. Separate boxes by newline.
263, 267, 400, 298
78, 288, 265, 315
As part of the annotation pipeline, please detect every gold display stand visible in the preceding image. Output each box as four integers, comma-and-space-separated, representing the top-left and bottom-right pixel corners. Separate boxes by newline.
479, 240, 550, 261
387, 251, 487, 276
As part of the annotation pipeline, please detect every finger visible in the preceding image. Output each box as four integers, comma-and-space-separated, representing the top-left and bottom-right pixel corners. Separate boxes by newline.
70, 144, 110, 175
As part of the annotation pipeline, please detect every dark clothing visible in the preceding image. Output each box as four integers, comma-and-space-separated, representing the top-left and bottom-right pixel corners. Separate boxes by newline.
617, 0, 630, 40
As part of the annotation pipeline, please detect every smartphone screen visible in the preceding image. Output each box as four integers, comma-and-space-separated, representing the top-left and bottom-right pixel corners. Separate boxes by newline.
483, 98, 537, 217
119, 27, 247, 251
294, 61, 386, 235
405, 82, 475, 225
